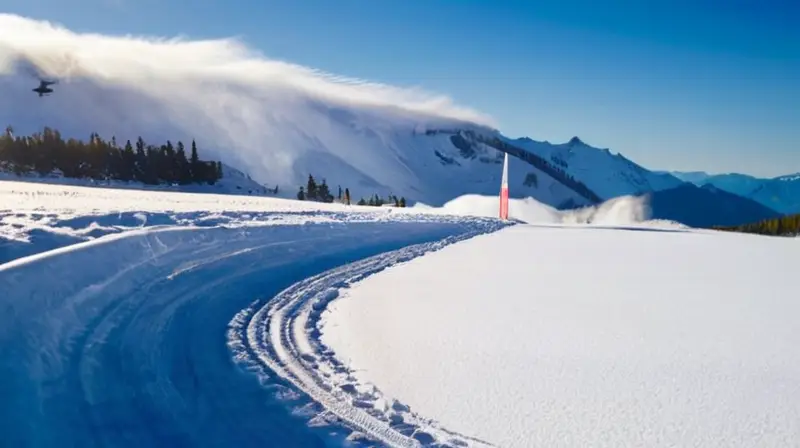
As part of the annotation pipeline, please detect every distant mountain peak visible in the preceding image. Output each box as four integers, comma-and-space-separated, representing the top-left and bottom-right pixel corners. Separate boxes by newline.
567, 136, 585, 146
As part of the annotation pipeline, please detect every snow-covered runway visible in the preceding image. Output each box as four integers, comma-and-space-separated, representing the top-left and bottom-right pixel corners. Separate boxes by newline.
0, 181, 507, 447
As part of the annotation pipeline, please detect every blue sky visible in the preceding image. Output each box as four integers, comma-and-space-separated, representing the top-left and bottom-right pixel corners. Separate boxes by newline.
5, 0, 799, 177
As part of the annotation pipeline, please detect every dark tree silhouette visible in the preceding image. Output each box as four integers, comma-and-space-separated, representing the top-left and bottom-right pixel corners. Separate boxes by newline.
0, 126, 223, 186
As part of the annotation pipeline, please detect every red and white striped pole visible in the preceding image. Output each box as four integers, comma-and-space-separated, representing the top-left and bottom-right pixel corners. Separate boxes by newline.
499, 152, 509, 220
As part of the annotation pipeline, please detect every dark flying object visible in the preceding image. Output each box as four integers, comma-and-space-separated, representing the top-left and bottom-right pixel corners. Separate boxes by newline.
33, 79, 57, 97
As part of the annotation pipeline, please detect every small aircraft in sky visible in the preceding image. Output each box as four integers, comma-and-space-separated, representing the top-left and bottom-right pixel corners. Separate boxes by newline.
32, 79, 57, 97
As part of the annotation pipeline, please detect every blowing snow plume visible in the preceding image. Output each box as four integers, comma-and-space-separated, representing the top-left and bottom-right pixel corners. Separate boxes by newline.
418, 193, 669, 227
0, 14, 497, 203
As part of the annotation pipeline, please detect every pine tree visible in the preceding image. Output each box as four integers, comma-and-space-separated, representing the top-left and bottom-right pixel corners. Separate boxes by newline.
122, 140, 135, 181
176, 141, 190, 184
344, 188, 351, 205
399, 197, 406, 207
190, 140, 200, 181
307, 175, 317, 201
134, 137, 146, 182
317, 179, 333, 203
297, 186, 305, 200
358, 198, 367, 206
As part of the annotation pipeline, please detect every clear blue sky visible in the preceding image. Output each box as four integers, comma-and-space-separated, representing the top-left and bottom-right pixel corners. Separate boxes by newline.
5, 0, 799, 177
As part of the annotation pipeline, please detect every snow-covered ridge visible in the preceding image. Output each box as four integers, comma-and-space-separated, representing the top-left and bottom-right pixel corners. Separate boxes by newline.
511, 136, 684, 200
776, 173, 800, 182
669, 170, 800, 214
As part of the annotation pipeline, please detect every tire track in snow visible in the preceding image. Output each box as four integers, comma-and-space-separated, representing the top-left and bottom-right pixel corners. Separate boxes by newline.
229, 219, 507, 447
1, 214, 507, 447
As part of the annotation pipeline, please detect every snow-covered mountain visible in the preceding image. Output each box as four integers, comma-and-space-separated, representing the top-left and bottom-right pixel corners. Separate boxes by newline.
512, 136, 685, 200
0, 14, 597, 209
669, 171, 800, 215
647, 183, 782, 228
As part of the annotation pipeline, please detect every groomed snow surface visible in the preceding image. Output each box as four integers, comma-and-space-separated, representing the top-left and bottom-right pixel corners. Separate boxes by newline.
321, 225, 799, 447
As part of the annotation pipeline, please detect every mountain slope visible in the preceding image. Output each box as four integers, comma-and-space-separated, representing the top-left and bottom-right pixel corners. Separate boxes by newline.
666, 171, 712, 184
669, 171, 800, 214
0, 14, 596, 208
648, 183, 782, 228
742, 175, 800, 215
512, 136, 685, 199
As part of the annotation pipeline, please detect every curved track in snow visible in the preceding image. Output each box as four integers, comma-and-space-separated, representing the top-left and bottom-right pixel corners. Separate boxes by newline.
0, 214, 506, 447
229, 223, 502, 447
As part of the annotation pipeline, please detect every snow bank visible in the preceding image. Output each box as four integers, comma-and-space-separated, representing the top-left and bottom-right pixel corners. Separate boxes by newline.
320, 225, 799, 447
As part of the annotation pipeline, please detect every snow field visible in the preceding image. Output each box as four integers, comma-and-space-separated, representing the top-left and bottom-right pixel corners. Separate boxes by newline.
320, 224, 799, 447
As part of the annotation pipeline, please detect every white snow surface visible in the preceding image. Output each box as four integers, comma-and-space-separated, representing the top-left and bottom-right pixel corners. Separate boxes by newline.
320, 225, 799, 447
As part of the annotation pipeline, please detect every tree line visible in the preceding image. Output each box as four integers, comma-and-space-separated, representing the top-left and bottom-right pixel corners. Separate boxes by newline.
0, 126, 223, 185
356, 194, 406, 207
713, 213, 800, 237
296, 174, 406, 207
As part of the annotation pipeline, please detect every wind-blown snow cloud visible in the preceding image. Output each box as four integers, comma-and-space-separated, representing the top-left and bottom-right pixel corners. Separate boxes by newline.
416, 193, 666, 227
0, 14, 494, 186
